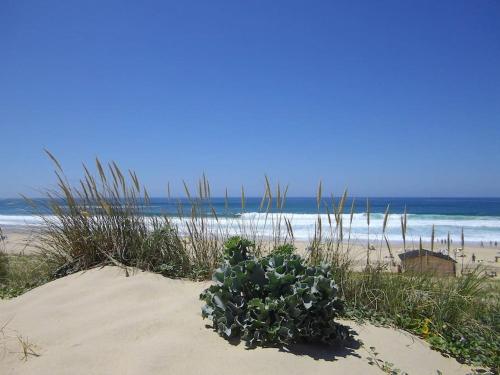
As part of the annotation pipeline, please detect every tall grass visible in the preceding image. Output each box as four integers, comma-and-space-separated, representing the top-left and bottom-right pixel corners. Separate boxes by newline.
0, 226, 7, 283
28, 152, 296, 279
337, 268, 499, 370
0, 254, 52, 299
27, 151, 194, 278
21, 153, 498, 370
0, 226, 52, 298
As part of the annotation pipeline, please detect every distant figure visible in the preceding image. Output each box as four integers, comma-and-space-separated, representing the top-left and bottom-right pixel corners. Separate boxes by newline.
490, 241, 493, 246
480, 241, 484, 247
472, 253, 476, 263
495, 241, 498, 247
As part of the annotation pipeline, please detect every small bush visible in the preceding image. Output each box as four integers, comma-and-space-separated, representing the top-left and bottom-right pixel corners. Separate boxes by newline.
271, 243, 295, 256
200, 237, 349, 347
144, 226, 190, 278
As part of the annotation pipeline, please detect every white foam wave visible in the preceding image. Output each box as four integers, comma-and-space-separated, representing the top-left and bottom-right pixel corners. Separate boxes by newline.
0, 215, 48, 227
1, 212, 500, 243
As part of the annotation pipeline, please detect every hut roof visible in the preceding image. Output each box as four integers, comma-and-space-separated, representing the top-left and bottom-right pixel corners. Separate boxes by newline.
398, 249, 457, 263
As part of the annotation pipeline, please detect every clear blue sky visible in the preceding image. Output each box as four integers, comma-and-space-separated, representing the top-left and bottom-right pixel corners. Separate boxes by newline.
1, 0, 499, 197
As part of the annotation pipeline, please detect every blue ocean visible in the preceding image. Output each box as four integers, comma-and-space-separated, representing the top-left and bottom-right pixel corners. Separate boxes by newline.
1, 197, 500, 243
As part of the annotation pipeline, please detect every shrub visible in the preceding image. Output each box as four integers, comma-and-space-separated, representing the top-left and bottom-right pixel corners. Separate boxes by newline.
139, 226, 190, 278
271, 243, 295, 256
200, 237, 349, 347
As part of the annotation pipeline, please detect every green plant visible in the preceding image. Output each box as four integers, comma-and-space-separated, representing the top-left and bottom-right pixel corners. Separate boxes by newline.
200, 237, 349, 347
0, 226, 7, 284
339, 269, 500, 372
271, 243, 295, 256
28, 151, 209, 279
365, 346, 408, 375
12, 153, 497, 371
29, 153, 297, 281
141, 226, 190, 278
0, 254, 52, 299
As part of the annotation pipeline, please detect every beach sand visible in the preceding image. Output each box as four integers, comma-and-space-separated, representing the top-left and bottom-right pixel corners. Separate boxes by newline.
293, 239, 500, 277
1, 227, 39, 255
2, 226, 499, 277
0, 266, 475, 375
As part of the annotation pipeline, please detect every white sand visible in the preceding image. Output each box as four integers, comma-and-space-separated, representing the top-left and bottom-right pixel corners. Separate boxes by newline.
1, 228, 39, 255
0, 267, 473, 375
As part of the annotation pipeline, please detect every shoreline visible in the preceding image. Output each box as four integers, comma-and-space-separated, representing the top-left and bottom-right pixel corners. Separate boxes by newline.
3, 225, 499, 278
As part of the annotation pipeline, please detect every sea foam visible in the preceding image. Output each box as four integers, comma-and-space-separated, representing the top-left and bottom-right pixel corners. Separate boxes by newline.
1, 212, 499, 243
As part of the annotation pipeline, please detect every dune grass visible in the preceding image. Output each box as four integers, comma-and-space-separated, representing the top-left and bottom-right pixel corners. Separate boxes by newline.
27, 152, 209, 279
0, 227, 7, 282
336, 268, 499, 371
0, 253, 52, 299
27, 152, 295, 280
5, 153, 498, 371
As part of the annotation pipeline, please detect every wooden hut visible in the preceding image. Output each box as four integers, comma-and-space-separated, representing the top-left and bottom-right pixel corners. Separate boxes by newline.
398, 249, 456, 277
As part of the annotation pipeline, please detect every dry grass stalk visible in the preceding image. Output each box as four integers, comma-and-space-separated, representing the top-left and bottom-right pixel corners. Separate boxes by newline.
401, 206, 407, 252
366, 198, 371, 266
447, 231, 451, 256
431, 224, 435, 252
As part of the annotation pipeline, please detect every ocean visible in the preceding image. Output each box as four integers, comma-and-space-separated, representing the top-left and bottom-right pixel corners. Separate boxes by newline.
1, 197, 500, 243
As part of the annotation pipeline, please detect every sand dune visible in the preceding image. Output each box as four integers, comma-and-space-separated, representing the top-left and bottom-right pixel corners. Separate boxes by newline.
0, 267, 473, 375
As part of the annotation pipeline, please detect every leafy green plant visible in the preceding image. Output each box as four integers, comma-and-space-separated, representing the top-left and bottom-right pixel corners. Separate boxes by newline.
365, 346, 408, 375
200, 237, 349, 347
271, 243, 295, 256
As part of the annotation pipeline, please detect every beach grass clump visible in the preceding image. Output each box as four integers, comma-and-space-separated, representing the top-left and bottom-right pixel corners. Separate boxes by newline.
0, 254, 52, 299
338, 268, 499, 371
29, 153, 298, 280
0, 254, 7, 289
0, 227, 7, 281
200, 237, 349, 347
29, 151, 197, 278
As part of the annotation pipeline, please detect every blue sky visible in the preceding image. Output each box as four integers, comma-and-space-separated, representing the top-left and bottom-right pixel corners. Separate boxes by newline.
1, 0, 499, 197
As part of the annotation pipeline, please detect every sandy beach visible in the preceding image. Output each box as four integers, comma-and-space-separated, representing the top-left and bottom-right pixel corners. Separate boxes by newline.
3, 226, 499, 277
1, 228, 39, 255
0, 266, 475, 375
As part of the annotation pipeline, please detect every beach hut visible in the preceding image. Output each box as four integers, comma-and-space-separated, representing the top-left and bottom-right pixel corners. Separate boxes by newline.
398, 249, 456, 277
